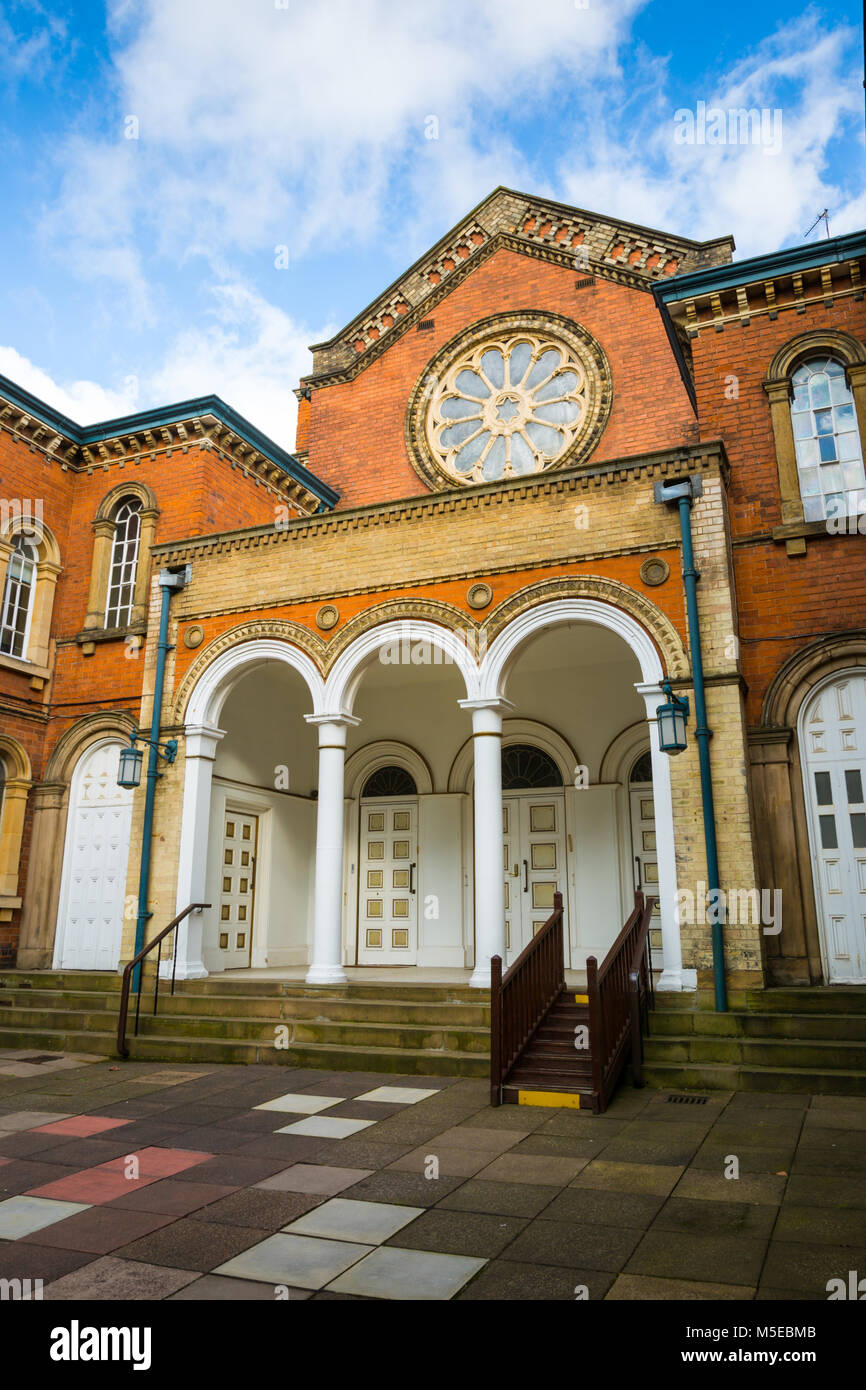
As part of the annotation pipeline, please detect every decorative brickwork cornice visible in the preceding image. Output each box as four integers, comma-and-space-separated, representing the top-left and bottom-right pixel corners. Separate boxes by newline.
0, 375, 338, 515
299, 187, 734, 390
152, 439, 728, 573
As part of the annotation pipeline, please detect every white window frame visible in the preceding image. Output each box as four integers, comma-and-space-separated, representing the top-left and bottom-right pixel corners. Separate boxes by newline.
0, 533, 38, 659
104, 498, 143, 629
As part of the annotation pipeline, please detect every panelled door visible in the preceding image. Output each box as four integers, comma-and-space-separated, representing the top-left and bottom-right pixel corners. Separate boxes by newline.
803, 675, 866, 982
358, 798, 419, 964
503, 792, 567, 965
629, 752, 663, 970
56, 740, 133, 971
217, 811, 258, 969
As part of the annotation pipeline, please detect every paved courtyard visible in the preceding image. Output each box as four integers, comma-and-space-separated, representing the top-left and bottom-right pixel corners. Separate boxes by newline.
0, 1050, 864, 1301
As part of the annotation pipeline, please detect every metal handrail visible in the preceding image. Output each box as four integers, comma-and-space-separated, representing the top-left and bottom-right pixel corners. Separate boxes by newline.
116, 903, 210, 1059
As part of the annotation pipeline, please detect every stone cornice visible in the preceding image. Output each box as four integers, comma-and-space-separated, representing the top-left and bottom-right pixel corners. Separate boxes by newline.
300, 187, 733, 390
152, 438, 729, 568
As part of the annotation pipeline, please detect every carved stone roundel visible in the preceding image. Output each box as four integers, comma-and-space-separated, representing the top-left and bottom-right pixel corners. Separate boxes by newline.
407, 312, 611, 491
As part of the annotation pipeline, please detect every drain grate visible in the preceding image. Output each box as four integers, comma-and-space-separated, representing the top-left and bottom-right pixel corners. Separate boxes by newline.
666, 1093, 709, 1105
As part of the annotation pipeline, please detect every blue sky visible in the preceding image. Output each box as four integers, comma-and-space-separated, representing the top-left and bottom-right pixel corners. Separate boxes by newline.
0, 0, 863, 449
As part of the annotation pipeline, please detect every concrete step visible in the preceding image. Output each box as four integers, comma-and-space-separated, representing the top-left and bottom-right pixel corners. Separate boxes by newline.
649, 1010, 866, 1042
0, 970, 122, 993
745, 987, 866, 1015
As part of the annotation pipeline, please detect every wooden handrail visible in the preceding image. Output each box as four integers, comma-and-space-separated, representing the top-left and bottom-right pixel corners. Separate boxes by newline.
116, 903, 210, 1059
629, 895, 657, 1088
585, 891, 656, 1109
490, 891, 563, 1105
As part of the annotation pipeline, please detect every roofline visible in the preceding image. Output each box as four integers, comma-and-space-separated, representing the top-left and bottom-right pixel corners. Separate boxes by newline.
653, 230, 866, 304
0, 371, 339, 508
308, 184, 736, 356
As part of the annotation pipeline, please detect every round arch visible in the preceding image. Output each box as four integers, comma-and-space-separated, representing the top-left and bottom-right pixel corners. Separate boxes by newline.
345, 740, 434, 799
0, 734, 32, 782
599, 720, 652, 786
761, 633, 866, 730
94, 480, 158, 522
448, 717, 578, 792
480, 596, 667, 700
183, 638, 326, 727
767, 329, 866, 381
44, 710, 136, 784
323, 618, 481, 715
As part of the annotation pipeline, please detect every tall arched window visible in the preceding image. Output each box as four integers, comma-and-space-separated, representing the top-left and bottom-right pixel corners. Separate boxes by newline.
105, 497, 143, 629
790, 356, 865, 522
0, 533, 38, 658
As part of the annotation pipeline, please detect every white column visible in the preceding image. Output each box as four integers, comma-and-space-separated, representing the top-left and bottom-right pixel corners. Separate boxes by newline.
305, 715, 359, 985
636, 682, 685, 991
174, 722, 225, 981
460, 698, 513, 989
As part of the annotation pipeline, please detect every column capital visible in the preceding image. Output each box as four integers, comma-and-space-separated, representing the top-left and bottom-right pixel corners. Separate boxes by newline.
459, 697, 514, 736
183, 723, 226, 760
305, 713, 361, 748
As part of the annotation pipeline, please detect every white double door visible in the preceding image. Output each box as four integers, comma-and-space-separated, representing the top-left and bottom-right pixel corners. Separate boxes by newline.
55, 740, 133, 971
803, 674, 866, 982
503, 791, 567, 965
358, 798, 419, 964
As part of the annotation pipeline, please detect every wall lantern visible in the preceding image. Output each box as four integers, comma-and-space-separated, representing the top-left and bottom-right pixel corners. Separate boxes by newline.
657, 679, 690, 755
117, 734, 178, 790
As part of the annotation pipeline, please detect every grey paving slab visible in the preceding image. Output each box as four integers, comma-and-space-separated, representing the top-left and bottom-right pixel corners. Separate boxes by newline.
457, 1258, 614, 1301
285, 1198, 422, 1244
215, 1232, 373, 1290
326, 1245, 487, 1300
44, 1255, 200, 1300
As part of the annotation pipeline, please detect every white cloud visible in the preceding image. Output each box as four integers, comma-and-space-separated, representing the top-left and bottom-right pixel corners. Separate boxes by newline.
0, 345, 138, 422
0, 281, 332, 450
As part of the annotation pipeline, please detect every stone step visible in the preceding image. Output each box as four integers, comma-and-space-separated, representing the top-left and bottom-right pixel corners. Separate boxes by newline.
649, 1010, 866, 1041
0, 1020, 489, 1075
745, 987, 866, 1015
0, 970, 123, 993
0, 987, 489, 1027
641, 1059, 866, 1097
643, 1033, 866, 1071
132, 1012, 490, 1053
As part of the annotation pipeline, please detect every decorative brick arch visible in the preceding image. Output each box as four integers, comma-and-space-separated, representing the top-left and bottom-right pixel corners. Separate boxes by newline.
44, 710, 136, 784
173, 621, 327, 724
761, 632, 866, 729
479, 575, 687, 693
320, 598, 476, 674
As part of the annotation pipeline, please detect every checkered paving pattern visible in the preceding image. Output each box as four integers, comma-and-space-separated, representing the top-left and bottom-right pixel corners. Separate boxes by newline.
2, 1053, 866, 1300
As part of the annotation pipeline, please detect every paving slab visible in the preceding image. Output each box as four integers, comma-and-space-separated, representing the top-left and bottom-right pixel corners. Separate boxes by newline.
457, 1258, 614, 1301
285, 1198, 422, 1244
326, 1245, 486, 1300
215, 1232, 373, 1290
44, 1254, 201, 1300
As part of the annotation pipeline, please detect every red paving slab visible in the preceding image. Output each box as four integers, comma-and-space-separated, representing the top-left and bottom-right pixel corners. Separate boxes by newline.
33, 1116, 132, 1138
26, 1168, 162, 1204
97, 1148, 214, 1178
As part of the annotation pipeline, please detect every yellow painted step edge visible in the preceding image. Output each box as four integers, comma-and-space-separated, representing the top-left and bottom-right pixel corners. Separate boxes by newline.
517, 1090, 583, 1109
573, 994, 589, 1004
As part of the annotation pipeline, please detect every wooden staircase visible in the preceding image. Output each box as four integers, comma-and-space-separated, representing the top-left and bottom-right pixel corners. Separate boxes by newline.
491, 891, 655, 1113
501, 987, 592, 1104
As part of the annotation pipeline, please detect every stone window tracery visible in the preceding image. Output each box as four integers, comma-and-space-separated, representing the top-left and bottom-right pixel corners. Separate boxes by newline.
429, 333, 588, 485
406, 311, 611, 492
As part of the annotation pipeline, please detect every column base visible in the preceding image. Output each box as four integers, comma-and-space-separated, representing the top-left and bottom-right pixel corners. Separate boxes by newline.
656, 968, 686, 992
305, 964, 349, 986
469, 964, 491, 989
167, 960, 209, 981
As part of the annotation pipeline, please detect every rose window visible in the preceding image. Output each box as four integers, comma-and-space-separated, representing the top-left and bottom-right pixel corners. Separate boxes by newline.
428, 333, 588, 484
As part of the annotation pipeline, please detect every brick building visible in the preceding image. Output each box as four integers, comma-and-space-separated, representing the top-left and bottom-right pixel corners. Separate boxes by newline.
1, 188, 864, 1038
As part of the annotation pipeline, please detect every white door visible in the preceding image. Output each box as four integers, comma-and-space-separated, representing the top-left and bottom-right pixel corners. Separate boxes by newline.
503, 792, 566, 965
803, 674, 866, 982
216, 810, 258, 969
56, 741, 133, 971
358, 798, 418, 964
629, 753, 663, 969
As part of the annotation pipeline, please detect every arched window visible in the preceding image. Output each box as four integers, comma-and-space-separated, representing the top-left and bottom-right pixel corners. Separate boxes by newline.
0, 533, 38, 658
790, 356, 865, 522
362, 766, 418, 798
105, 497, 143, 629
501, 744, 563, 790
629, 750, 653, 784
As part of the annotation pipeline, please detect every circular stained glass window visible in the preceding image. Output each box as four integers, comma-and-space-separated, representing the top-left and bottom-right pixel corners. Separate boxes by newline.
427, 333, 588, 485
